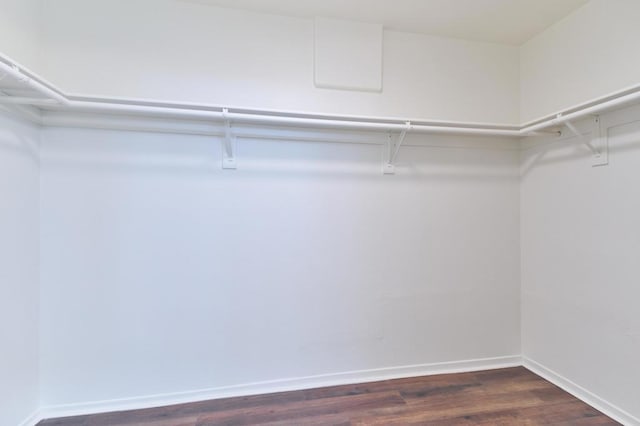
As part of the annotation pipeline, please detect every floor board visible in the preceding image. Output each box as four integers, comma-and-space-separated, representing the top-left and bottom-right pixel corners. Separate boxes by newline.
38, 367, 619, 425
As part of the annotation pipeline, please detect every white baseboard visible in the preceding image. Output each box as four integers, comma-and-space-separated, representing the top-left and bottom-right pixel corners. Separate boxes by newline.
523, 357, 640, 426
38, 355, 521, 422
27, 356, 640, 426
17, 409, 42, 426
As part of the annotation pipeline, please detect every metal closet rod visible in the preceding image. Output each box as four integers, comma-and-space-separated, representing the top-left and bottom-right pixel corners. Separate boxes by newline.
2, 58, 640, 137
0, 60, 68, 106
520, 88, 640, 133
66, 101, 525, 137
0, 57, 525, 137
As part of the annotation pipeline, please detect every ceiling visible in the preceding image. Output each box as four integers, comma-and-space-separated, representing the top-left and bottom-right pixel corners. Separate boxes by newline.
182, 0, 588, 45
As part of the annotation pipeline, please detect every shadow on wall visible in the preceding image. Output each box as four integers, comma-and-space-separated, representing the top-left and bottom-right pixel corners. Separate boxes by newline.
0, 108, 39, 164
37, 122, 522, 399
39, 128, 520, 183
521, 121, 640, 178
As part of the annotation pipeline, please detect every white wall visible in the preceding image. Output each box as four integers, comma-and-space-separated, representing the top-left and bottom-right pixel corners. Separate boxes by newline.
520, 0, 640, 123
6, 0, 640, 420
0, 0, 41, 70
26, 0, 640, 127
0, 110, 40, 425
521, 104, 640, 422
36, 0, 520, 124
39, 124, 521, 407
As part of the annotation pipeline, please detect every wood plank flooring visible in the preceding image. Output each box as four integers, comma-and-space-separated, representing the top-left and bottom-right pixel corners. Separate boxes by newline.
38, 367, 618, 425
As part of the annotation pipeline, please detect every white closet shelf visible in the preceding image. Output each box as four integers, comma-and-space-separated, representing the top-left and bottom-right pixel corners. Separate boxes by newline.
0, 55, 530, 139
2, 53, 640, 142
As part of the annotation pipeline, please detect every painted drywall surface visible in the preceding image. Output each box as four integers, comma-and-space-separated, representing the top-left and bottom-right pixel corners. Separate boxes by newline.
36, 0, 520, 124
0, 111, 40, 425
520, 0, 640, 123
39, 125, 520, 406
0, 0, 41, 70
520, 104, 640, 419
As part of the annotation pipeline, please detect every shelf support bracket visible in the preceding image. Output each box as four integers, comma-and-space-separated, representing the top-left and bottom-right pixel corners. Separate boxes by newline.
563, 115, 608, 167
221, 108, 237, 169
383, 121, 411, 175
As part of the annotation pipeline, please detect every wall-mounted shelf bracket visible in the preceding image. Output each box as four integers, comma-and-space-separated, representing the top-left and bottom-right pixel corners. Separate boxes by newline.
221, 108, 237, 169
562, 115, 608, 167
383, 121, 411, 174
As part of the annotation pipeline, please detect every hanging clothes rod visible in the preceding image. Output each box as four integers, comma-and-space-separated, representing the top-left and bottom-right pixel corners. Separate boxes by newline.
2, 56, 640, 137
520, 88, 640, 134
0, 55, 528, 137
0, 60, 69, 106
60, 101, 524, 137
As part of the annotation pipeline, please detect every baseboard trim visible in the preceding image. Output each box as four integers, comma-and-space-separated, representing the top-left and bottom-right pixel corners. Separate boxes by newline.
17, 409, 42, 426
523, 357, 640, 426
38, 355, 520, 422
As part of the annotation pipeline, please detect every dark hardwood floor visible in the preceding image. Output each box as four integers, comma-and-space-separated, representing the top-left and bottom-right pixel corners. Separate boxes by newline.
38, 367, 618, 425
